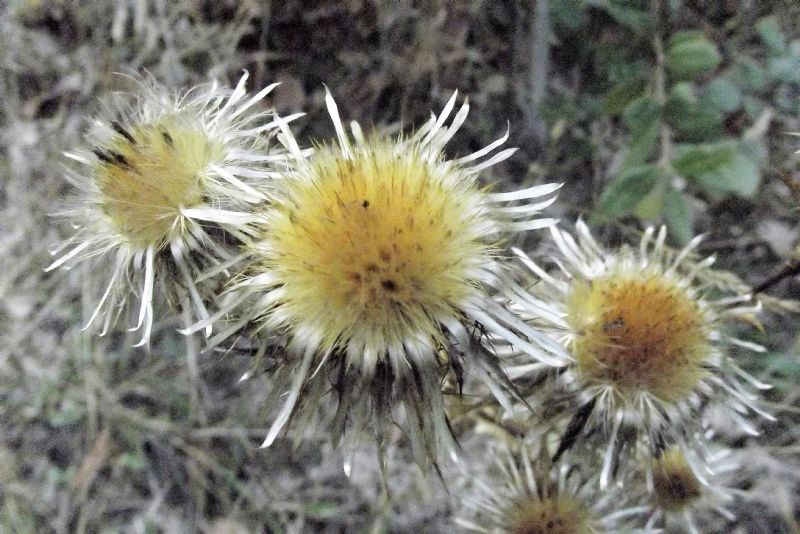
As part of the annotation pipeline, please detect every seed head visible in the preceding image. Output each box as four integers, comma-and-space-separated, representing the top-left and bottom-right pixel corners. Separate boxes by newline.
258, 138, 492, 369
48, 72, 290, 345
643, 441, 740, 532
567, 270, 710, 402
506, 221, 771, 487
454, 443, 642, 533
94, 123, 222, 248
651, 447, 703, 511
198, 89, 564, 470
508, 495, 591, 534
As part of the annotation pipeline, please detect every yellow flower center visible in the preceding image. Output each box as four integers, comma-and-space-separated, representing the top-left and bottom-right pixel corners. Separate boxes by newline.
651, 447, 703, 511
95, 120, 221, 248
259, 140, 490, 354
508, 495, 592, 534
566, 270, 710, 402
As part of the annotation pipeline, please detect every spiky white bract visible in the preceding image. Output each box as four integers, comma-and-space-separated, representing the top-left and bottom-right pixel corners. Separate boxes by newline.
47, 72, 295, 346
196, 89, 565, 470
455, 443, 647, 533
506, 221, 772, 487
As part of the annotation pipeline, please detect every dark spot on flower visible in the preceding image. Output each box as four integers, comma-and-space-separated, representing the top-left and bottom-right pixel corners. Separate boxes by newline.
92, 148, 113, 164
362, 200, 369, 208
161, 130, 174, 148
111, 151, 130, 169
381, 279, 397, 291
111, 121, 136, 144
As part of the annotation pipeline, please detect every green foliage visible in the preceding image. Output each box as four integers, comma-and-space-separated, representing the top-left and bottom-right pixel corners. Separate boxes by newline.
664, 82, 725, 141
756, 16, 786, 55
662, 186, 693, 244
598, 164, 661, 217
702, 78, 742, 113
694, 139, 765, 197
671, 141, 736, 178
547, 1, 800, 243
666, 31, 722, 79
621, 96, 661, 169
584, 0, 654, 34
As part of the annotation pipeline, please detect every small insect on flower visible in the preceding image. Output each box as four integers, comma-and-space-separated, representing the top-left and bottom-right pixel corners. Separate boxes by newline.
455, 442, 647, 533
47, 72, 298, 346
188, 88, 566, 471
506, 221, 772, 487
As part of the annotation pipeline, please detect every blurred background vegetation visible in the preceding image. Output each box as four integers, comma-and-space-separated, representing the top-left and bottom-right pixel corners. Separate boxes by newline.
2, 0, 800, 532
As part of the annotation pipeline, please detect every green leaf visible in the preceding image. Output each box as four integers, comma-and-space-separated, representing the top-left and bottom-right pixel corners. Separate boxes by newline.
585, 0, 655, 34
749, 352, 800, 394
735, 58, 767, 91
664, 86, 724, 142
756, 16, 787, 55
664, 82, 724, 142
671, 141, 736, 178
668, 81, 697, 104
668, 29, 704, 48
666, 32, 722, 79
790, 39, 800, 57
666, 109, 724, 142
603, 77, 648, 116
634, 180, 665, 221
622, 96, 661, 169
742, 95, 766, 121
598, 164, 661, 218
663, 187, 693, 244
694, 140, 763, 197
775, 88, 800, 114
623, 96, 660, 133
767, 55, 800, 85
702, 77, 742, 113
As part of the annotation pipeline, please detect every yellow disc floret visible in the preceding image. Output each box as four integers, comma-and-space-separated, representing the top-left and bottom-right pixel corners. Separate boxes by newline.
259, 140, 491, 355
508, 495, 592, 534
95, 120, 222, 249
566, 269, 710, 402
651, 447, 703, 511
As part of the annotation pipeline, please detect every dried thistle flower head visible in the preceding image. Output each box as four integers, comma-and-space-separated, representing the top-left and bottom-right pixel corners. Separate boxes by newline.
651, 446, 704, 512
260, 138, 494, 366
455, 443, 645, 533
191, 89, 565, 471
507, 494, 590, 534
48, 72, 292, 346
644, 443, 740, 533
566, 261, 710, 403
506, 221, 772, 486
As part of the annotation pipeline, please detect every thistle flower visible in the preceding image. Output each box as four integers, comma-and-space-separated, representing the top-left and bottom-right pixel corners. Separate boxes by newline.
47, 72, 296, 346
455, 443, 647, 533
189, 89, 565, 470
643, 443, 740, 533
506, 221, 772, 486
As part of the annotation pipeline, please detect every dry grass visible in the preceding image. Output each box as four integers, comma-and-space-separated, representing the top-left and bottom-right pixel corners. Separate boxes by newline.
1, 1, 799, 533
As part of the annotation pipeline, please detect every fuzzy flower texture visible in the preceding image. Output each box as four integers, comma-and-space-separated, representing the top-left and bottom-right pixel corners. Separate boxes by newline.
50, 74, 775, 531
506, 222, 770, 486
186, 89, 564, 469
48, 73, 300, 345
